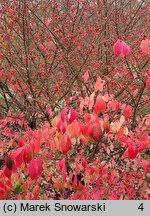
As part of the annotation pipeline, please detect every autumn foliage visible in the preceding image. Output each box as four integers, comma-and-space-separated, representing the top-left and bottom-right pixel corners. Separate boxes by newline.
0, 0, 150, 200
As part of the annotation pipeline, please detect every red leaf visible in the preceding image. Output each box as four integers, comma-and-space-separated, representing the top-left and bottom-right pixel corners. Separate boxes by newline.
59, 158, 67, 179
31, 132, 42, 153
94, 98, 106, 115
84, 113, 91, 123
80, 124, 89, 137
68, 107, 78, 123
57, 119, 66, 133
128, 145, 138, 159
59, 134, 72, 154
29, 158, 42, 180
88, 166, 95, 175
87, 124, 93, 137
91, 125, 102, 141
82, 159, 88, 168
18, 139, 24, 147
23, 145, 33, 163
3, 167, 12, 178
59, 158, 66, 172
11, 148, 24, 169
0, 182, 5, 198
116, 127, 124, 139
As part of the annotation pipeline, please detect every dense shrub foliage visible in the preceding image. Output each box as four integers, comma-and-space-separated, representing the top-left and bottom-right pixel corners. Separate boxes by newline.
0, 0, 149, 200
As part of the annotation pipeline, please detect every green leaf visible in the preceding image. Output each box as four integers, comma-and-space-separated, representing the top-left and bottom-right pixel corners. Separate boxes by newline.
14, 184, 23, 194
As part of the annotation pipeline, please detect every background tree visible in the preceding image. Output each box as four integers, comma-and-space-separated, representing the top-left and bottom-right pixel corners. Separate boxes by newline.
0, 0, 149, 128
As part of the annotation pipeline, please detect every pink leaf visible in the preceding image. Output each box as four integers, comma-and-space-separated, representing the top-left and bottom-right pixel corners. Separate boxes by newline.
29, 158, 42, 180
0, 54, 4, 60
122, 105, 133, 118
58, 158, 67, 179
140, 38, 150, 54
140, 160, 150, 172
89, 92, 95, 110
60, 108, 68, 122
133, 72, 137, 79
108, 100, 120, 111
67, 120, 80, 138
93, 63, 99, 69
122, 42, 131, 57
83, 71, 89, 83
145, 71, 150, 89
94, 76, 104, 92
113, 39, 131, 58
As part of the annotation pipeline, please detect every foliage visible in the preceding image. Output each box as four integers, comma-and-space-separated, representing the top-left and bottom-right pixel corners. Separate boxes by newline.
0, 0, 150, 200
